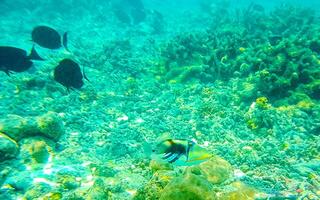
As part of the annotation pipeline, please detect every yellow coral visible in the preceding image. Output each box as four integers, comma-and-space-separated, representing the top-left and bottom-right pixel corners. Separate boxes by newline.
29, 141, 51, 163
296, 100, 314, 110
218, 181, 257, 200
255, 97, 270, 109
247, 119, 258, 130
43, 192, 62, 200
202, 87, 214, 97
239, 47, 246, 52
150, 159, 173, 173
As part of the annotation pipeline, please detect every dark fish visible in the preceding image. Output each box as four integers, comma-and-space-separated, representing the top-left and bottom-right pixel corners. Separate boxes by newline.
32, 26, 68, 51
54, 58, 88, 91
0, 46, 43, 75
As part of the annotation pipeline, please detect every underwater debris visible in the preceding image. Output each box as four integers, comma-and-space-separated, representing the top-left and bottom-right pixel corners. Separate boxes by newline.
32, 25, 68, 50
54, 58, 88, 91
0, 46, 43, 75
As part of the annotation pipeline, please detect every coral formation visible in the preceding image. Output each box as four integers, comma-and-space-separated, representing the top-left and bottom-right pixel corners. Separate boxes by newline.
134, 155, 259, 200
0, 112, 65, 141
36, 111, 65, 141
29, 140, 52, 164
186, 156, 233, 185
0, 133, 19, 161
0, 1, 319, 199
160, 173, 215, 200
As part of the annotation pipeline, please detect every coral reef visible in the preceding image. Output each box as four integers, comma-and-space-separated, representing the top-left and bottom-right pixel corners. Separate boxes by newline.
134, 156, 259, 200
160, 173, 215, 200
0, 112, 65, 141
0, 133, 19, 161
0, 1, 319, 199
36, 111, 65, 141
186, 156, 233, 185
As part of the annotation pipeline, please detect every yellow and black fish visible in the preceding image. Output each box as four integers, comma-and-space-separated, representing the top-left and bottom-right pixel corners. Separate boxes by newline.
148, 138, 212, 166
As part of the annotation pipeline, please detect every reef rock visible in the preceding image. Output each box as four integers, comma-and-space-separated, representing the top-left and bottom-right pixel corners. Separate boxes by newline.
187, 155, 233, 185
19, 137, 54, 165
160, 173, 216, 200
36, 111, 65, 141
218, 181, 257, 200
0, 132, 19, 161
0, 112, 65, 142
0, 115, 37, 141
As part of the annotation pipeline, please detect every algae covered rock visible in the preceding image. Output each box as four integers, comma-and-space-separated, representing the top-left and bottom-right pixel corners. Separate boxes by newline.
160, 173, 216, 200
149, 159, 173, 173
36, 111, 65, 141
84, 178, 110, 200
29, 140, 51, 163
0, 115, 37, 141
187, 155, 233, 185
19, 137, 54, 165
218, 181, 257, 200
0, 112, 65, 142
0, 132, 19, 161
134, 170, 176, 200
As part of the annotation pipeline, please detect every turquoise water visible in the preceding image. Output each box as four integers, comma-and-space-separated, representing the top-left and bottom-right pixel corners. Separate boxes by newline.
0, 0, 319, 199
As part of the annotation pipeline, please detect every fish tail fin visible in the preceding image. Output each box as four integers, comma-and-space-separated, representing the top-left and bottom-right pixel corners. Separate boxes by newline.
28, 45, 44, 60
82, 66, 90, 82
63, 32, 69, 51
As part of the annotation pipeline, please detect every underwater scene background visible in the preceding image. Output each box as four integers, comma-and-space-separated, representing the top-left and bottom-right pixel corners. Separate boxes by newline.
0, 0, 320, 199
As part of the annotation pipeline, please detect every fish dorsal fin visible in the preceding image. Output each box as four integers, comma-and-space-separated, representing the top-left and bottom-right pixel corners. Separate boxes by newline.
28, 45, 44, 60
63, 32, 69, 51
156, 132, 171, 143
